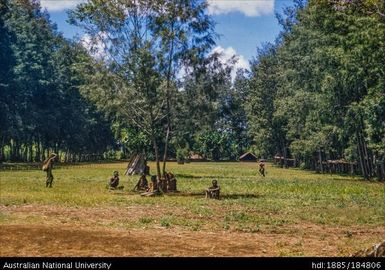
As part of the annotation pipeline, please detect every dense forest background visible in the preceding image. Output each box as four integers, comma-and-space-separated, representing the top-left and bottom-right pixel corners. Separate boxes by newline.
0, 0, 384, 179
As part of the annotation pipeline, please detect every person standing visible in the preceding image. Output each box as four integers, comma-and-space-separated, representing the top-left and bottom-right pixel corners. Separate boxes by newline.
42, 153, 57, 188
259, 159, 266, 177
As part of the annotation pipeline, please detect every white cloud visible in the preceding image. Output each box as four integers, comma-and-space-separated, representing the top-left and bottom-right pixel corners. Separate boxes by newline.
207, 0, 274, 17
39, 0, 86, 11
81, 33, 108, 59
211, 46, 250, 81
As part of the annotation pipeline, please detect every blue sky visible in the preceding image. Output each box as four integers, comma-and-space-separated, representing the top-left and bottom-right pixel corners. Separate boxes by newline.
44, 0, 295, 69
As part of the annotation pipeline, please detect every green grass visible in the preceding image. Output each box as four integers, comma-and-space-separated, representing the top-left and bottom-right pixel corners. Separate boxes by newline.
0, 162, 384, 231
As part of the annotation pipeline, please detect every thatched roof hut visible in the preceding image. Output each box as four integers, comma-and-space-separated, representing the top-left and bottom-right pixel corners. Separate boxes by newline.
239, 152, 257, 162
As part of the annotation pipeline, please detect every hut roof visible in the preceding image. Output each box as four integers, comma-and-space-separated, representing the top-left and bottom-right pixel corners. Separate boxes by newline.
239, 152, 257, 161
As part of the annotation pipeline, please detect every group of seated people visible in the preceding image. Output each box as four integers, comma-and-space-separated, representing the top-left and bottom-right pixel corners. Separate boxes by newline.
109, 160, 265, 198
109, 170, 220, 199
134, 172, 178, 196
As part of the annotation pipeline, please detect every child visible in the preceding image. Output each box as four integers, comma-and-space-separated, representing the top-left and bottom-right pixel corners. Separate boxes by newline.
109, 171, 120, 189
205, 180, 220, 199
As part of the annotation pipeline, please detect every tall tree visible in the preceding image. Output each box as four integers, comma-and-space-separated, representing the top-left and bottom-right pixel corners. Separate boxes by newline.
246, 43, 280, 159
150, 0, 216, 174
69, 0, 216, 177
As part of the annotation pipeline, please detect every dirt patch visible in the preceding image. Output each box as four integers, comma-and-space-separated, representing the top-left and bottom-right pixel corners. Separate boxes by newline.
1, 223, 384, 257
0, 224, 266, 256
1, 204, 384, 256
0, 204, 170, 228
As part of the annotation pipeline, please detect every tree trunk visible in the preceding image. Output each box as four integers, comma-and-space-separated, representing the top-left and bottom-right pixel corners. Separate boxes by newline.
16, 141, 21, 161
23, 144, 28, 162
10, 140, 14, 161
162, 27, 175, 177
152, 134, 161, 180
279, 139, 286, 168
357, 131, 369, 180
64, 149, 69, 163
162, 125, 170, 176
0, 136, 4, 162
11, 140, 20, 161
362, 141, 372, 179
318, 149, 323, 173
36, 141, 40, 162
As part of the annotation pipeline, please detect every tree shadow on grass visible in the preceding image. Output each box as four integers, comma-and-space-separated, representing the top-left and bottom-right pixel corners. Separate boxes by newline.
176, 174, 233, 180
110, 191, 127, 195
175, 174, 206, 179
165, 192, 262, 200
165, 191, 203, 197
109, 190, 263, 199
221, 193, 262, 199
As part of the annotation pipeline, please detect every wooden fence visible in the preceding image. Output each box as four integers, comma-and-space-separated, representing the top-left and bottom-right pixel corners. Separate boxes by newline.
273, 156, 385, 181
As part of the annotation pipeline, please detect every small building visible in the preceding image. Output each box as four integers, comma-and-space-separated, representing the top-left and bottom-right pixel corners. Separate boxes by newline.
239, 152, 257, 162
189, 152, 204, 161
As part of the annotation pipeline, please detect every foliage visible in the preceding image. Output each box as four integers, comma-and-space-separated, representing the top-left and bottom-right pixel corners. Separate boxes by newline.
0, 0, 113, 162
2, 0, 384, 179
68, 0, 217, 177
245, 0, 385, 179
176, 147, 189, 162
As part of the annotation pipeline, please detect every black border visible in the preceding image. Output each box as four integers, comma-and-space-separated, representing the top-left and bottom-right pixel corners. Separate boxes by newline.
1, 257, 385, 270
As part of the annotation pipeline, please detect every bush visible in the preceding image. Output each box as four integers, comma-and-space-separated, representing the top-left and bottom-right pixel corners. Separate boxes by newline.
176, 148, 189, 164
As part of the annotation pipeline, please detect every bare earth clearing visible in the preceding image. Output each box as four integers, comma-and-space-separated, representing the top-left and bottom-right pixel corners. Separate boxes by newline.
1, 204, 384, 257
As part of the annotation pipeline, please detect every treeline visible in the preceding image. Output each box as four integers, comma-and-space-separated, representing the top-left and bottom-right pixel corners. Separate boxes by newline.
0, 0, 114, 162
245, 0, 385, 180
1, 0, 384, 181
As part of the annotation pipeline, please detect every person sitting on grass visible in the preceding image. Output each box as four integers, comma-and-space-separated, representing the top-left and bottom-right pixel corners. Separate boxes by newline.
109, 171, 124, 190
133, 173, 148, 191
141, 175, 162, 197
166, 172, 177, 192
205, 180, 220, 199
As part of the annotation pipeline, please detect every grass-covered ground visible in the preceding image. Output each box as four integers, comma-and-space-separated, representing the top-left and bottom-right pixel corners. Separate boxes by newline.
0, 162, 384, 256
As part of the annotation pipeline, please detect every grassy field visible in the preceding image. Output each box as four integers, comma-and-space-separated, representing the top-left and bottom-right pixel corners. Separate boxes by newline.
0, 161, 384, 256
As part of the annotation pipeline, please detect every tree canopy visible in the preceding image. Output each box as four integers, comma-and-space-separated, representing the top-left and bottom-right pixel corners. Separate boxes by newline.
1, 0, 384, 180
246, 0, 385, 179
